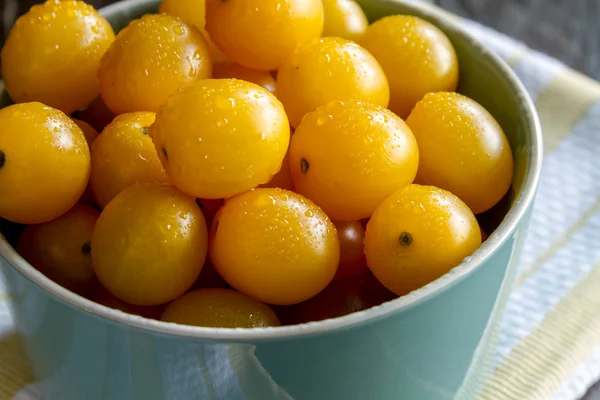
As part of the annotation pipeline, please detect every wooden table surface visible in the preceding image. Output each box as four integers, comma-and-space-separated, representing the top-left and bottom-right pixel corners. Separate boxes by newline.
1, 0, 599, 398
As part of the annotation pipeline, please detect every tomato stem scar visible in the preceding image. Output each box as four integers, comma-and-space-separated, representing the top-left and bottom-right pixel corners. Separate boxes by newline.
140, 127, 149, 136
300, 158, 309, 174
399, 232, 412, 246
81, 241, 92, 256
162, 147, 168, 161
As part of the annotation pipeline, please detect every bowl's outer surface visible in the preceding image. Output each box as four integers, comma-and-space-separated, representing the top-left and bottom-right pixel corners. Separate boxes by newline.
0, 0, 541, 399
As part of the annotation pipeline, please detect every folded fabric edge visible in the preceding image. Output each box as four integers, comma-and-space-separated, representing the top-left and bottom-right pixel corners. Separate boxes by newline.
478, 262, 600, 400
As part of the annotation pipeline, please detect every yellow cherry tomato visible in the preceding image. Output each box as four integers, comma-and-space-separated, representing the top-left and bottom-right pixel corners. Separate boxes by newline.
72, 118, 100, 207
365, 184, 482, 296
213, 62, 276, 94
0, 102, 90, 224
77, 96, 116, 133
322, 0, 368, 41
259, 151, 294, 191
210, 188, 340, 305
159, 0, 228, 63
90, 112, 169, 209
162, 289, 280, 328
17, 204, 100, 296
206, 0, 324, 71
481, 228, 489, 242
276, 37, 389, 128
284, 274, 395, 324
93, 287, 165, 319
0, 1, 115, 114
150, 79, 290, 199
92, 182, 208, 306
334, 220, 368, 280
406, 92, 514, 214
73, 118, 99, 147
289, 101, 419, 221
359, 15, 459, 118
98, 14, 212, 114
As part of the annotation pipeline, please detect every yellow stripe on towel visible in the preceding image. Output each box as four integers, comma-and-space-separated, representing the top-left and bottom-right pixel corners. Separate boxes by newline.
504, 46, 530, 67
535, 69, 600, 154
0, 334, 33, 400
479, 262, 600, 400
514, 196, 600, 289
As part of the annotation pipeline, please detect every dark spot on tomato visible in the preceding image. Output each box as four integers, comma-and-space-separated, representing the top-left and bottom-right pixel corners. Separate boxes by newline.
300, 158, 309, 174
81, 241, 92, 256
0, 150, 5, 170
140, 127, 149, 136
195, 198, 204, 209
398, 232, 412, 247
162, 147, 168, 161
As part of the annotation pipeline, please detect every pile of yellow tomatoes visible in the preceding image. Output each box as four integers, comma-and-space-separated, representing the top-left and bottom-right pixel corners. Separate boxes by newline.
0, 0, 513, 328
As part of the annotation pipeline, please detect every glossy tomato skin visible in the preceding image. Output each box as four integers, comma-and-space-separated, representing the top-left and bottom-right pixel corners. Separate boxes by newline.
1, 0, 115, 114
481, 228, 489, 242
73, 119, 100, 147
159, 0, 228, 63
213, 62, 276, 94
98, 14, 212, 114
276, 37, 389, 128
93, 287, 165, 320
322, 0, 368, 41
406, 92, 514, 214
161, 289, 280, 328
0, 102, 90, 224
206, 0, 324, 71
209, 188, 340, 305
72, 118, 100, 208
334, 221, 369, 280
365, 184, 482, 296
90, 112, 169, 209
91, 182, 208, 306
360, 15, 459, 118
289, 101, 419, 221
150, 79, 290, 199
281, 273, 396, 325
259, 150, 294, 191
18, 204, 100, 296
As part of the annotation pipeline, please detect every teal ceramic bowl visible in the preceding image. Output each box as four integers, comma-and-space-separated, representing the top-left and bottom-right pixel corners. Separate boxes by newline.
0, 0, 542, 399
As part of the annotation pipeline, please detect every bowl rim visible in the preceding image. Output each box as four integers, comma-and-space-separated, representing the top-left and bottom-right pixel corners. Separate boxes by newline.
0, 0, 543, 342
